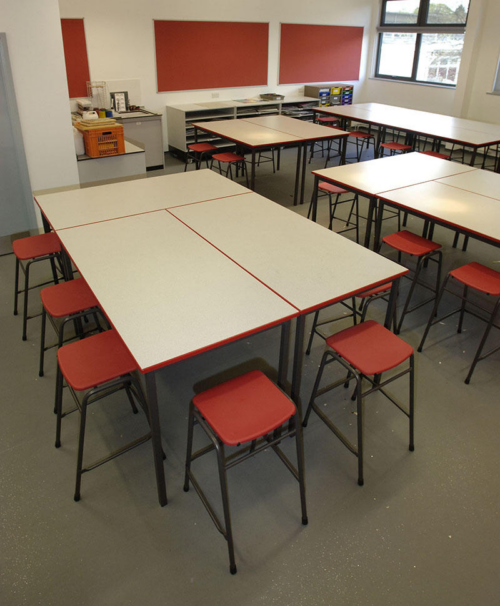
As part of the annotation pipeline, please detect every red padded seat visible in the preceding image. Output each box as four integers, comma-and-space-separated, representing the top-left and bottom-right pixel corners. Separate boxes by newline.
188, 143, 217, 153
450, 262, 500, 296
382, 230, 442, 257
318, 182, 348, 195
13, 232, 60, 260
318, 116, 339, 124
57, 329, 137, 391
326, 320, 413, 376
193, 370, 295, 446
381, 142, 412, 152
41, 278, 98, 318
349, 131, 373, 139
212, 152, 245, 164
420, 150, 451, 160
357, 282, 392, 299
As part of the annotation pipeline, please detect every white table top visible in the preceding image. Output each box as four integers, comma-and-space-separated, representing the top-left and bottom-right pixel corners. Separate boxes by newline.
243, 115, 349, 141
170, 193, 407, 313
35, 170, 249, 230
192, 119, 302, 147
57, 211, 297, 373
313, 152, 476, 197
379, 181, 500, 245
317, 103, 500, 147
437, 169, 500, 201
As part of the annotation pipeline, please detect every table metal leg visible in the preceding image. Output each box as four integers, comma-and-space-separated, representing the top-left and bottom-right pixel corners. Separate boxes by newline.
363, 196, 377, 249
251, 149, 256, 191
374, 127, 384, 159
145, 372, 168, 507
278, 321, 291, 392
311, 175, 319, 223
384, 277, 400, 330
194, 127, 198, 144
469, 147, 477, 167
277, 146, 281, 171
373, 199, 385, 252
300, 142, 309, 205
291, 315, 306, 419
293, 143, 303, 206
340, 136, 347, 165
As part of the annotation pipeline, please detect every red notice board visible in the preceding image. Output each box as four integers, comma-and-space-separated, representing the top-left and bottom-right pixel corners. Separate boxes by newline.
154, 21, 269, 92
61, 19, 90, 98
279, 24, 363, 85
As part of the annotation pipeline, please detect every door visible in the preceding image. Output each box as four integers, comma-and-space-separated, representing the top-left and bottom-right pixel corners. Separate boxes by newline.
0, 33, 37, 255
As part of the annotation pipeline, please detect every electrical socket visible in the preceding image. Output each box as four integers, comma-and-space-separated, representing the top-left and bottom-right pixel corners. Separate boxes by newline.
211, 92, 219, 99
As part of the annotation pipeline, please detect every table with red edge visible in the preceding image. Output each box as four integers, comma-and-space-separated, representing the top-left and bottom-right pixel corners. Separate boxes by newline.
35, 171, 407, 508
310, 152, 477, 247
314, 102, 500, 167
192, 115, 349, 205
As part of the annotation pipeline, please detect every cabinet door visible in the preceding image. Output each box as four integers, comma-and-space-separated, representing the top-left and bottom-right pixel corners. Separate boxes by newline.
122, 118, 164, 169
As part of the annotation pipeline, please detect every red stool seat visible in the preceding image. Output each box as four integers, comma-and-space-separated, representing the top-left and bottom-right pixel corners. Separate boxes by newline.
318, 182, 348, 195
193, 370, 295, 446
383, 230, 441, 257
57, 330, 137, 391
420, 150, 451, 160
349, 131, 373, 139
188, 143, 217, 153
318, 116, 339, 124
357, 282, 392, 299
450, 262, 500, 296
326, 320, 413, 376
381, 142, 412, 151
41, 278, 98, 318
212, 152, 245, 164
13, 232, 60, 260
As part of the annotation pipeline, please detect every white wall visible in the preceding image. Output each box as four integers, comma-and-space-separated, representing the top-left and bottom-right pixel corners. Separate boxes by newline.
58, 0, 376, 147
0, 0, 79, 192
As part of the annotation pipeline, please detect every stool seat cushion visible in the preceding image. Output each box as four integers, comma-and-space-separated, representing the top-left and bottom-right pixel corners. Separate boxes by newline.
420, 150, 451, 160
326, 320, 413, 376
382, 230, 441, 256
357, 282, 392, 299
41, 278, 98, 318
188, 143, 217, 153
349, 131, 373, 139
450, 262, 500, 296
318, 182, 348, 195
193, 370, 295, 446
318, 116, 339, 123
13, 232, 60, 261
212, 152, 245, 163
58, 330, 137, 391
381, 142, 412, 151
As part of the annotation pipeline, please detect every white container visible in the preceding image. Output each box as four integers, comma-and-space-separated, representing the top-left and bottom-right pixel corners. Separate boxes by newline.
73, 127, 85, 156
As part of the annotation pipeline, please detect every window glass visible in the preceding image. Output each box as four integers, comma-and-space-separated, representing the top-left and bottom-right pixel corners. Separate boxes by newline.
378, 33, 417, 78
416, 33, 465, 85
383, 0, 420, 25
426, 1, 470, 25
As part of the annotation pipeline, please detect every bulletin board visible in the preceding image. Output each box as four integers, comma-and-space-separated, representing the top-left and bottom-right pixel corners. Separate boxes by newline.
154, 21, 269, 92
60, 19, 90, 98
279, 23, 363, 85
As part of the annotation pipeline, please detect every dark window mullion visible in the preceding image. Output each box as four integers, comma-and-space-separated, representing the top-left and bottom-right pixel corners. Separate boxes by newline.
418, 0, 429, 27
411, 33, 423, 81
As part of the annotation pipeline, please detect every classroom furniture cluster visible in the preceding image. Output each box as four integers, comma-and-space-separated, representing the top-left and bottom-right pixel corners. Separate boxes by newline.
13, 101, 500, 577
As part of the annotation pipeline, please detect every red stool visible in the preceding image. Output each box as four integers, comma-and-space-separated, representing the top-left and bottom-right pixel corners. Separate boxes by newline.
347, 130, 375, 162
184, 370, 307, 574
39, 278, 103, 377
305, 282, 394, 355
55, 330, 156, 502
184, 143, 217, 171
309, 116, 341, 163
418, 262, 500, 384
13, 232, 62, 341
303, 320, 414, 486
210, 152, 249, 187
378, 230, 443, 333
420, 150, 451, 160
308, 181, 359, 242
379, 128, 413, 158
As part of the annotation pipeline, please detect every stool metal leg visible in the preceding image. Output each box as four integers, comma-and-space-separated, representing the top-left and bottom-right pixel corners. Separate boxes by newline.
74, 394, 89, 502
465, 299, 500, 385
13, 257, 20, 316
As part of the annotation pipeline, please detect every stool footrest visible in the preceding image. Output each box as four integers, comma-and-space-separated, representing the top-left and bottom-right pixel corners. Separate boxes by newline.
83, 432, 152, 473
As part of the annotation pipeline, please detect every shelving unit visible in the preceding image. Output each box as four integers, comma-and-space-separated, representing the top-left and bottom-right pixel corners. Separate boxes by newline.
166, 97, 318, 158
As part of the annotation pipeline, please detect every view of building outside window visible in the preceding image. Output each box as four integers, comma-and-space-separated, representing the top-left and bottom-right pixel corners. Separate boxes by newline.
379, 1, 469, 85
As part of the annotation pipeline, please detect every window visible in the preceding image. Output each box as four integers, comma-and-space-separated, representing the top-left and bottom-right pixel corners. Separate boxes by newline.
375, 0, 470, 87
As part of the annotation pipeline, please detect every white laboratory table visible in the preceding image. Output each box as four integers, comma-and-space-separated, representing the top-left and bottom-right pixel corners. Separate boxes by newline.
311, 152, 477, 247
34, 169, 249, 230
437, 169, 500, 201
315, 103, 500, 167
192, 116, 349, 205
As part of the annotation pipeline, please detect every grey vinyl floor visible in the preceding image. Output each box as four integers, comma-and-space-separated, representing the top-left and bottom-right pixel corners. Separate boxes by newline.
1, 142, 500, 606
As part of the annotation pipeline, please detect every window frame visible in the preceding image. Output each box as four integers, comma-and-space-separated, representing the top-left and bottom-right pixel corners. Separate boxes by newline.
375, 0, 469, 87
